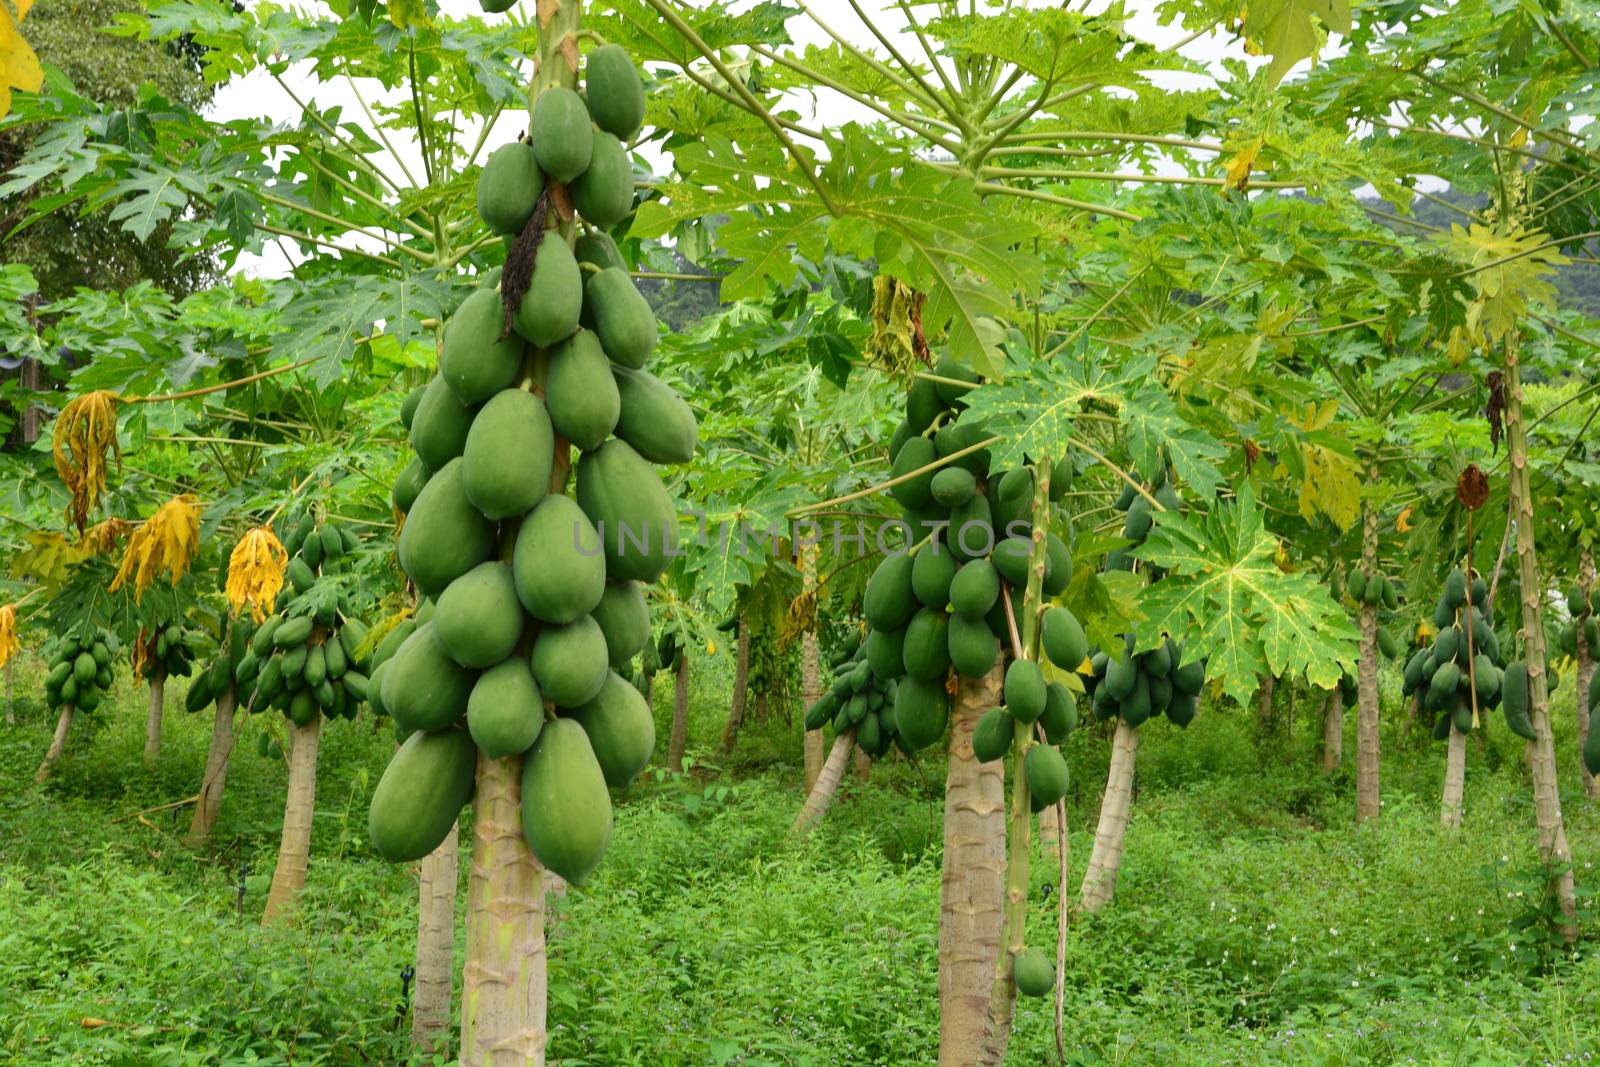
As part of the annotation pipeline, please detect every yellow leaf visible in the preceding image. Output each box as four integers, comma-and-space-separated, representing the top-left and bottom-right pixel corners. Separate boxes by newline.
1296, 442, 1361, 531
226, 525, 288, 622
1397, 505, 1414, 533
1222, 134, 1263, 193
51, 391, 122, 533
10, 530, 91, 586
0, 0, 44, 122
0, 603, 19, 670
80, 517, 133, 556
110, 494, 202, 601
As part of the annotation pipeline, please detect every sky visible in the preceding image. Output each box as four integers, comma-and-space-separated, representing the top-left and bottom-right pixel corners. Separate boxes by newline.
211, 0, 1266, 278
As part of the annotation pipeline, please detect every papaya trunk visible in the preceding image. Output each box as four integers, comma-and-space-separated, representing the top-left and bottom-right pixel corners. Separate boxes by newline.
667, 654, 689, 773
756, 691, 770, 725
1355, 501, 1381, 823
461, 753, 547, 1066
413, 820, 459, 1058
1441, 728, 1466, 828
1256, 673, 1275, 732
143, 671, 166, 767
1080, 719, 1139, 912
719, 618, 751, 751
792, 730, 856, 833
1037, 798, 1061, 861
1504, 336, 1579, 941
1321, 691, 1342, 773
185, 686, 238, 847
262, 717, 320, 925
937, 666, 1005, 1067
33, 704, 75, 784
1576, 551, 1598, 799
852, 746, 871, 781
801, 631, 824, 792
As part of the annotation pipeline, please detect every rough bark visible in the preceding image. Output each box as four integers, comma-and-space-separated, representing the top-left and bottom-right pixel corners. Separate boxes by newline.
1504, 338, 1579, 940
461, 753, 547, 1066
937, 666, 1005, 1067
185, 686, 238, 847
719, 618, 751, 751
667, 654, 689, 773
413, 821, 459, 1058
801, 631, 824, 792
1355, 502, 1381, 823
34, 704, 75, 783
1080, 719, 1140, 911
1321, 690, 1342, 773
852, 746, 871, 781
143, 671, 166, 767
756, 691, 770, 725
262, 717, 320, 925
791, 730, 856, 833
20, 356, 41, 444
1441, 727, 1467, 828
1036, 799, 1062, 860
1576, 551, 1598, 799
1256, 672, 1276, 732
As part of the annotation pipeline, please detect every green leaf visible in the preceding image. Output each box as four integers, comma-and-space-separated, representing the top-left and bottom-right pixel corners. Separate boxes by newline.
1242, 0, 1351, 86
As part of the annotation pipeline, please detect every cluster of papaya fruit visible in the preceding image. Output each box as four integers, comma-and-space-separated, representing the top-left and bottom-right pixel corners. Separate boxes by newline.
134, 622, 203, 683
1553, 583, 1600, 657
44, 629, 117, 712
1105, 473, 1181, 574
1585, 667, 1600, 776
1333, 567, 1407, 659
371, 41, 687, 888
185, 615, 253, 714
1083, 631, 1204, 729
1400, 567, 1520, 739
803, 635, 903, 759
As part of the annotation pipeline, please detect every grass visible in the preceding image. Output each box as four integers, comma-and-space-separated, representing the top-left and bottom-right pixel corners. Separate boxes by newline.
1, 652, 1598, 1065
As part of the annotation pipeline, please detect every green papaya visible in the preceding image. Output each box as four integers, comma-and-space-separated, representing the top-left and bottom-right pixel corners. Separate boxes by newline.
888, 437, 938, 512
1040, 682, 1077, 742
570, 131, 633, 227
946, 492, 993, 563
584, 43, 646, 140
252, 614, 284, 656
575, 230, 626, 272
513, 237, 583, 347
583, 267, 656, 369
904, 377, 942, 433
513, 494, 607, 624
399, 458, 497, 597
1402, 649, 1428, 694
366, 660, 391, 717
1005, 659, 1047, 723
902, 608, 951, 682
476, 140, 544, 236
1167, 691, 1198, 727
186, 673, 214, 713
546, 329, 620, 451
529, 86, 593, 183
468, 658, 545, 758
1120, 673, 1153, 727
411, 373, 475, 471
1501, 661, 1536, 740
274, 616, 314, 648
1429, 661, 1462, 705
288, 688, 317, 726
1346, 571, 1366, 602
530, 615, 610, 707
972, 706, 1014, 762
1043, 532, 1072, 597
991, 537, 1032, 587
520, 718, 613, 885
369, 728, 479, 862
947, 613, 999, 678
372, 619, 417, 669
591, 580, 651, 669
341, 669, 368, 702
1048, 454, 1073, 499
1443, 567, 1467, 609
612, 366, 697, 464
1585, 707, 1600, 776
1361, 573, 1382, 604
991, 468, 1033, 539
1041, 607, 1087, 673
1024, 742, 1069, 805
1434, 627, 1461, 665
1013, 948, 1055, 998
576, 439, 679, 583
930, 467, 976, 507
441, 287, 524, 405
383, 623, 475, 733
804, 693, 838, 731
864, 627, 906, 680
1380, 574, 1399, 610
303, 644, 327, 687
460, 389, 554, 520
911, 545, 958, 609
435, 562, 525, 669
949, 559, 1000, 618
570, 670, 655, 787
893, 676, 949, 750
1122, 497, 1153, 541
931, 353, 978, 406
1104, 654, 1137, 701
400, 384, 426, 430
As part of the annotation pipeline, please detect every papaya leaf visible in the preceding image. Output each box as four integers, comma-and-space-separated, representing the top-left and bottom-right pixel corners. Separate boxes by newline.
1241, 0, 1351, 86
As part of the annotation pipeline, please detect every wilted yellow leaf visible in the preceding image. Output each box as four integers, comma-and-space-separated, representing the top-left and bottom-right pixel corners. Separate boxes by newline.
10, 530, 91, 586
80, 517, 133, 555
1397, 505, 1414, 533
110, 494, 202, 601
0, 603, 20, 670
0, 0, 44, 120
52, 391, 122, 532
226, 525, 288, 621
1222, 134, 1264, 193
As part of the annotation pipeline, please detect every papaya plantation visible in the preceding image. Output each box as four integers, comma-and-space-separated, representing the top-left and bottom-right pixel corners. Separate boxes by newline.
6, 0, 1600, 1063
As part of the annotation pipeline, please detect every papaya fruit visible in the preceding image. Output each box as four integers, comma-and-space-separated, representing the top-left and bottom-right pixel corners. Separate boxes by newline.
513, 237, 583, 347
185, 674, 214, 713
584, 266, 656, 369
434, 562, 525, 669
591, 580, 651, 669
468, 658, 545, 758
1024, 742, 1069, 805
972, 706, 1014, 762
400, 384, 426, 430
932, 353, 978, 406
274, 616, 314, 648
288, 688, 317, 726
287, 555, 314, 594
1361, 574, 1382, 604
372, 619, 417, 670
1501, 660, 1536, 740
929, 467, 976, 508
949, 559, 1000, 618
1013, 947, 1055, 998
1120, 673, 1153, 727
442, 287, 525, 405
1041, 608, 1088, 673
530, 615, 611, 707
991, 468, 1033, 539
513, 493, 607, 624
411, 374, 476, 471
612, 366, 697, 464
383, 623, 476, 733
901, 608, 951, 682
894, 677, 949, 750
1043, 532, 1071, 596
1380, 574, 1399, 610
864, 627, 906, 680
911, 545, 958, 609
520, 718, 614, 885
1006, 660, 1047, 723
1040, 682, 1077, 743
1345, 571, 1366, 602
804, 693, 838, 731
1142, 642, 1172, 679
570, 670, 656, 787
545, 329, 620, 452
1123, 497, 1153, 541
1443, 567, 1467, 609
888, 437, 938, 512
904, 377, 942, 433
570, 131, 633, 227
1585, 707, 1600, 776
399, 458, 497, 597
575, 230, 626, 272
991, 537, 1032, 587
1048, 454, 1073, 499
585, 44, 646, 140
576, 439, 679, 583
341, 669, 368, 702
461, 388, 554, 521
366, 660, 391, 717
1429, 661, 1462, 705
1402, 649, 1428, 694
1104, 654, 1137, 701
303, 644, 327, 687
368, 728, 479, 862
948, 613, 999, 678
530, 86, 593, 183
477, 141, 544, 236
